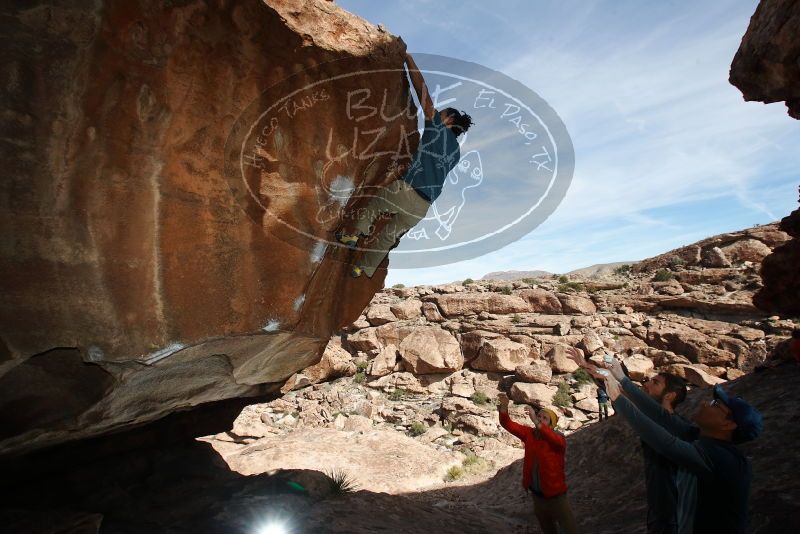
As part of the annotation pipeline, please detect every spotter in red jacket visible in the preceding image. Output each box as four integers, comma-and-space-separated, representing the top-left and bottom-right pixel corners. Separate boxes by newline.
499, 410, 568, 498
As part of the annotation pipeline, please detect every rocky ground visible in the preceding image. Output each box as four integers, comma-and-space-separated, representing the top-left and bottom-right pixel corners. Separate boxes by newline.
203, 223, 796, 490
192, 221, 799, 531
3, 224, 798, 533
4, 363, 797, 534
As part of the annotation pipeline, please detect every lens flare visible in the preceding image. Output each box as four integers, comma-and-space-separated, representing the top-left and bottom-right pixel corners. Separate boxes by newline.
257, 522, 287, 534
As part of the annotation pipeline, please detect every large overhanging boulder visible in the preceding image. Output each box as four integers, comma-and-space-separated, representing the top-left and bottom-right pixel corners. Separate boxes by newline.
729, 0, 799, 315
729, 0, 800, 119
0, 0, 414, 454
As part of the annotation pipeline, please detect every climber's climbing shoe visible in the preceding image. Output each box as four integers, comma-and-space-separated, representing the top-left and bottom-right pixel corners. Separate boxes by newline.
336, 232, 359, 250
350, 266, 364, 278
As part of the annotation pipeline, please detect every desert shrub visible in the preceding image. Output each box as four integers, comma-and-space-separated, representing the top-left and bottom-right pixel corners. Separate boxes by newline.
653, 269, 674, 282
667, 256, 687, 267
522, 277, 539, 285
392, 283, 405, 288
614, 264, 632, 275
462, 452, 480, 467
558, 275, 569, 283
558, 281, 584, 292
553, 381, 572, 407
355, 360, 368, 372
446, 466, 465, 481
410, 421, 427, 436
511, 314, 522, 324
463, 278, 474, 285
388, 388, 407, 401
500, 286, 512, 295
353, 371, 366, 384
325, 468, 359, 495
470, 391, 490, 405
460, 451, 490, 475
573, 368, 593, 385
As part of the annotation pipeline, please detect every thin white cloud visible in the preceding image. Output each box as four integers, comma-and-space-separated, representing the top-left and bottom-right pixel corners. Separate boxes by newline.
337, 0, 799, 287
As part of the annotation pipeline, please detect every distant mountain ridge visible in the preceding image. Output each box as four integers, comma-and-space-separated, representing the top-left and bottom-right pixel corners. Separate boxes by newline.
566, 261, 639, 278
481, 270, 553, 281
482, 261, 638, 281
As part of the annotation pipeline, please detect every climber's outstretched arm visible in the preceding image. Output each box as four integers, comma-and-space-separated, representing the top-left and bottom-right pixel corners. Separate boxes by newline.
405, 52, 436, 120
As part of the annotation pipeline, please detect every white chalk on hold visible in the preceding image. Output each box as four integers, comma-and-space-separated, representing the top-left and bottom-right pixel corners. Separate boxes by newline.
597, 369, 610, 377
262, 320, 281, 333
604, 354, 614, 364
292, 294, 306, 312
143, 342, 186, 365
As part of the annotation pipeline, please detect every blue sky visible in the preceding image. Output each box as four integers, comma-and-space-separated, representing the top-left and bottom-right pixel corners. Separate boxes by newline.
338, 0, 800, 286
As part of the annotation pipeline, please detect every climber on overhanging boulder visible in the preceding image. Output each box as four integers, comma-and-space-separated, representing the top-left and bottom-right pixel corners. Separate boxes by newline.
336, 51, 474, 278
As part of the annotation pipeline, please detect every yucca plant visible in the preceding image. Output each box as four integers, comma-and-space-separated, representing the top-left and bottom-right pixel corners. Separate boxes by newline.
325, 468, 359, 495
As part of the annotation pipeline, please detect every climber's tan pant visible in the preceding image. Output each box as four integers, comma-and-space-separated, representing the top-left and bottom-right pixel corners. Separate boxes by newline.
353, 179, 430, 278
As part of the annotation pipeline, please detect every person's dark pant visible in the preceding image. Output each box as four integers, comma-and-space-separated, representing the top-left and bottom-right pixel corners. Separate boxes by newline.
599, 402, 609, 421
532, 493, 580, 534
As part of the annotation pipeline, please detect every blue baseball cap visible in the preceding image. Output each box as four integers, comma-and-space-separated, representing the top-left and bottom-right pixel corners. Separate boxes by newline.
713, 385, 763, 444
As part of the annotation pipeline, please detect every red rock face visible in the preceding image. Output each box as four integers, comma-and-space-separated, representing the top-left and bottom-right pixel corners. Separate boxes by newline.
730, 1, 799, 315
754, 208, 800, 315
729, 0, 800, 119
0, 0, 415, 454
632, 222, 789, 272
